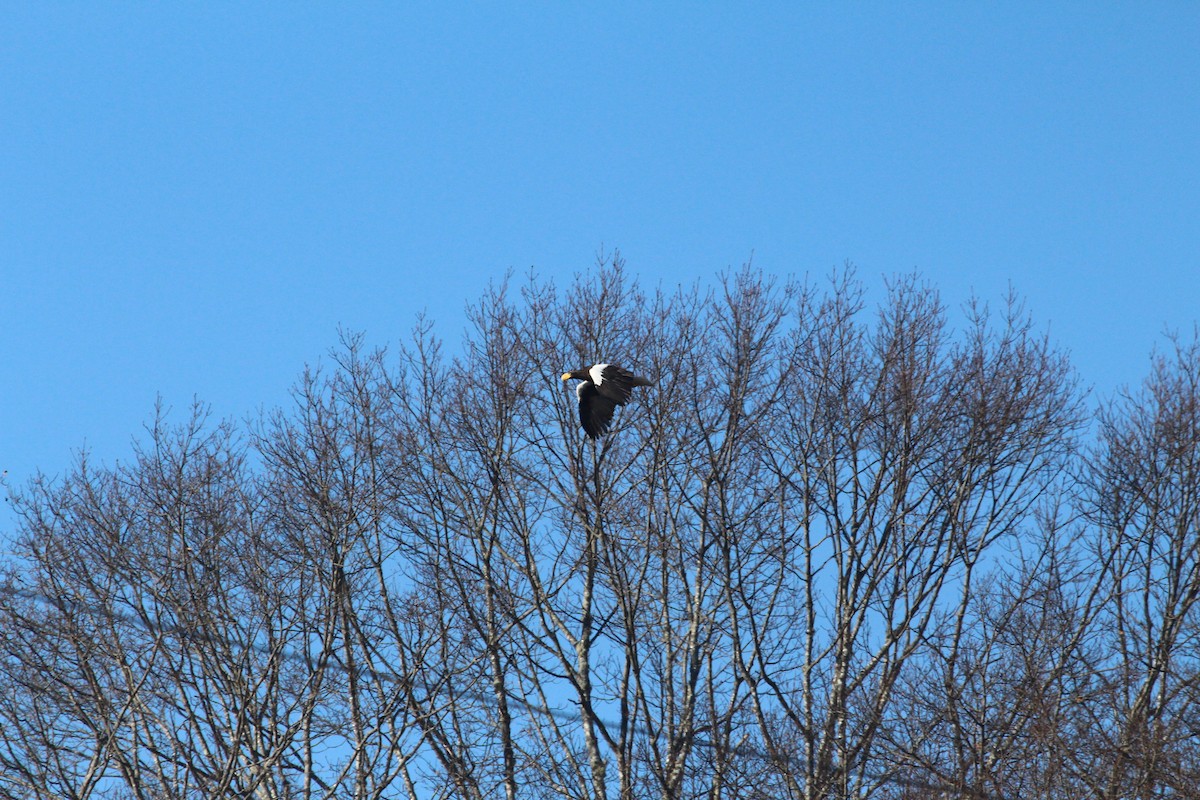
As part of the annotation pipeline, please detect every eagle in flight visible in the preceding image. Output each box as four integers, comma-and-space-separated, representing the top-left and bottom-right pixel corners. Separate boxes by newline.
561, 363, 653, 439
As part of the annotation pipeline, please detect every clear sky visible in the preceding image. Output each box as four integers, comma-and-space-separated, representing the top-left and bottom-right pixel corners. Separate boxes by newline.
3, 5, 1198, 529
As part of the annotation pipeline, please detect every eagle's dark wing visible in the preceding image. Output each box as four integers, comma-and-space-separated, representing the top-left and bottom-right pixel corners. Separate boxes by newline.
593, 364, 652, 405
577, 382, 618, 439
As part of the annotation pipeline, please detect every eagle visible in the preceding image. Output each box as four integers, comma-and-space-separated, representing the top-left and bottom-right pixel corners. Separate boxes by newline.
561, 363, 653, 439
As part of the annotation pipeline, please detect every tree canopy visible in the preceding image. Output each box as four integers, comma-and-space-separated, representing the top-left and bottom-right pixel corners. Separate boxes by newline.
2, 259, 1198, 800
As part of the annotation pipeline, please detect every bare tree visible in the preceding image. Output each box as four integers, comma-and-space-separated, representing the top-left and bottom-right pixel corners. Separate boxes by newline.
1, 394, 423, 799
879, 330, 1200, 800
1070, 331, 1200, 799
717, 276, 1081, 800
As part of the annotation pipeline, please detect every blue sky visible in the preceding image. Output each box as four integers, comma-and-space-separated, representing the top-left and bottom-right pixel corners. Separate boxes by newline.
3, 5, 1198, 528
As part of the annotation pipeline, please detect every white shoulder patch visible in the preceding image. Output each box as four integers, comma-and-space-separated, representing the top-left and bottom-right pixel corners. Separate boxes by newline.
576, 382, 588, 400
590, 363, 608, 385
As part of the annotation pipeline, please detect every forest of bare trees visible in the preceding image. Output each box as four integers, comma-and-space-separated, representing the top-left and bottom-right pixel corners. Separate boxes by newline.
2, 260, 1197, 799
